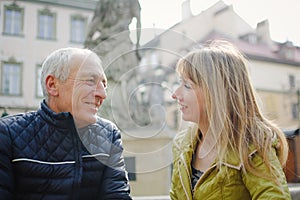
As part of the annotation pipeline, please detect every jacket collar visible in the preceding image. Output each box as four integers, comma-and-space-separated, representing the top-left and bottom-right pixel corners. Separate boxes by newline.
38, 100, 76, 130
174, 126, 258, 170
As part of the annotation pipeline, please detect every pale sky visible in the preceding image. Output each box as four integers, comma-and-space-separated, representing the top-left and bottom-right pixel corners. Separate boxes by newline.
138, 0, 300, 46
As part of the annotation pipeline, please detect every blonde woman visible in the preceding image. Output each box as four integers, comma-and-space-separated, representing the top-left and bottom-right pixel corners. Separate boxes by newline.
170, 40, 291, 199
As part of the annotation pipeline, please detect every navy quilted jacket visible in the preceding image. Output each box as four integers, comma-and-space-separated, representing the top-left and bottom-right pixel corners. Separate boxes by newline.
0, 101, 132, 200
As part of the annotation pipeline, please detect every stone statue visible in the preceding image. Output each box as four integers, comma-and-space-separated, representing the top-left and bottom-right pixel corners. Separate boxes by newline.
84, 0, 142, 129
85, 0, 141, 80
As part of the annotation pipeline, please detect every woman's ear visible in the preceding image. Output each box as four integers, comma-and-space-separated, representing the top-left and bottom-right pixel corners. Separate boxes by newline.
45, 75, 59, 97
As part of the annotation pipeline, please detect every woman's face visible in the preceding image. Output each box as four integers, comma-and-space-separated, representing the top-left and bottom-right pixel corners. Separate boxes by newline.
172, 75, 207, 126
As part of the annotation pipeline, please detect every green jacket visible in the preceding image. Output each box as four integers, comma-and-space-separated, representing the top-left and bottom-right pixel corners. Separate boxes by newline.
170, 127, 291, 200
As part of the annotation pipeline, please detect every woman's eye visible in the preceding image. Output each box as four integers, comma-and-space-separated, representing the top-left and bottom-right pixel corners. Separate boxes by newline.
184, 84, 192, 89
182, 80, 192, 89
178, 78, 193, 89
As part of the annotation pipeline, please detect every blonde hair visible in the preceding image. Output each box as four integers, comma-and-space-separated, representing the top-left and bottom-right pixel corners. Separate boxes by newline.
176, 40, 288, 181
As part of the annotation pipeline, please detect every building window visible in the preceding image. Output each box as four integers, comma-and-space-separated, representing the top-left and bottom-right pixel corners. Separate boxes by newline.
38, 9, 56, 40
292, 103, 299, 120
1, 62, 22, 96
289, 74, 296, 90
70, 15, 86, 43
36, 65, 43, 97
124, 157, 136, 181
3, 3, 24, 36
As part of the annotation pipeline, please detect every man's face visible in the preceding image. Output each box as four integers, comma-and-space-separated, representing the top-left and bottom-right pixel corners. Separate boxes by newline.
57, 53, 107, 128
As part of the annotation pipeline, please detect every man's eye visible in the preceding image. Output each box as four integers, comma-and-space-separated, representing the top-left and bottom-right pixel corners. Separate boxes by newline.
86, 79, 96, 85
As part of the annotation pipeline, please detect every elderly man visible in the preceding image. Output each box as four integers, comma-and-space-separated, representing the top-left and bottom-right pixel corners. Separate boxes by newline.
0, 47, 132, 199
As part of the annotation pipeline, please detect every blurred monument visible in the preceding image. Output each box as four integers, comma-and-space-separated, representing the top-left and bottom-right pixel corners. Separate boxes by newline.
84, 0, 144, 129
84, 0, 176, 182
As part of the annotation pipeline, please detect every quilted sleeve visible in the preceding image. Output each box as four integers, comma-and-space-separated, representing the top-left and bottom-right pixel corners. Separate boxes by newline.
100, 127, 132, 200
242, 148, 291, 200
0, 119, 14, 199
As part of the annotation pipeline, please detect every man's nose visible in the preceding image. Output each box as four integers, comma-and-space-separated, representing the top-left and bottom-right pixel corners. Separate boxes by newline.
94, 82, 107, 99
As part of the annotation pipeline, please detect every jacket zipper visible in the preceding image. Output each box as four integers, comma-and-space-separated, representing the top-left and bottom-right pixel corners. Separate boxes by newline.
72, 127, 83, 200
179, 154, 192, 200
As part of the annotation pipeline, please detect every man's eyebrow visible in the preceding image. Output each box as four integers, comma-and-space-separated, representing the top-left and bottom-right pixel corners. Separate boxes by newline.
77, 71, 98, 77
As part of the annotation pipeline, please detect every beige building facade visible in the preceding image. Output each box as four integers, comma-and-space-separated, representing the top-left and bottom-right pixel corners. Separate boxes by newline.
0, 0, 95, 114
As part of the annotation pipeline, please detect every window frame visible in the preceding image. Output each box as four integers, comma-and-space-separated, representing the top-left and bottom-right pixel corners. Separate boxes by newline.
289, 74, 296, 90
124, 157, 136, 181
35, 64, 43, 98
292, 103, 299, 120
37, 8, 57, 40
3, 3, 24, 36
1, 61, 22, 96
70, 14, 87, 44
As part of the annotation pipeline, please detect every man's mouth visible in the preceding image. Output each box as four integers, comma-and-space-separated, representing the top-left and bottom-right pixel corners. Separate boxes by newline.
86, 102, 100, 110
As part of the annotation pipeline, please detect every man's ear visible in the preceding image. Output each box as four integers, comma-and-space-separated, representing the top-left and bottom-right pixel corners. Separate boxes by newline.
45, 75, 59, 97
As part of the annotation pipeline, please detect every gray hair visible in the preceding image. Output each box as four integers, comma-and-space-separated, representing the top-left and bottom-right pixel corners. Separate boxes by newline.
41, 47, 100, 101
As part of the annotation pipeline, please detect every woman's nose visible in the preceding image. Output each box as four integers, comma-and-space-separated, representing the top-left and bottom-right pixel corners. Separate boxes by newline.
172, 92, 177, 99
172, 87, 181, 100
